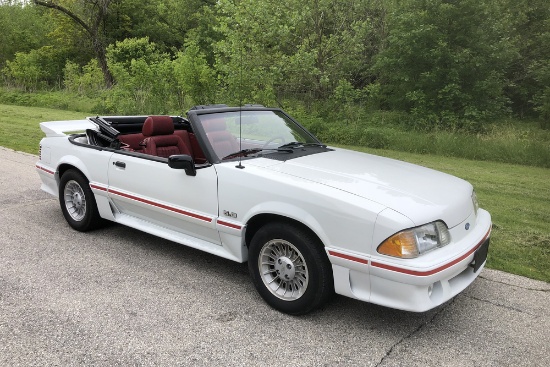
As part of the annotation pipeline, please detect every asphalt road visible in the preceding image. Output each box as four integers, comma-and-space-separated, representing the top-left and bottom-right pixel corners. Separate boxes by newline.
1, 146, 549, 366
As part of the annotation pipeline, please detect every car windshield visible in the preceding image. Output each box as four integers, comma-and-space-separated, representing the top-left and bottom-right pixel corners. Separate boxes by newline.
197, 110, 319, 160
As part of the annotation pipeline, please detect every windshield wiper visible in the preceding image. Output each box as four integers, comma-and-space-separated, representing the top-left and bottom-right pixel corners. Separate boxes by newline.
222, 147, 293, 160
302, 142, 327, 148
222, 148, 263, 160
279, 141, 327, 149
278, 141, 303, 148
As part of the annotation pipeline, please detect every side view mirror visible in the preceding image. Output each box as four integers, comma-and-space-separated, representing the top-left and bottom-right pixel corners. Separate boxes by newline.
168, 154, 196, 176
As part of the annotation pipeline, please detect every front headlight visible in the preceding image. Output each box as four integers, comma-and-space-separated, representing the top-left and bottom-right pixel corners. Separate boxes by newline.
377, 221, 451, 258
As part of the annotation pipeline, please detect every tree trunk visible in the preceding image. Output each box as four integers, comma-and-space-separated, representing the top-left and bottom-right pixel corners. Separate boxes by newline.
33, 0, 114, 88
92, 36, 113, 88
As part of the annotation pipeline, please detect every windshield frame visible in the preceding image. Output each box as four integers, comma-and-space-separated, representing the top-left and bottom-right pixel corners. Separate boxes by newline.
186, 106, 322, 163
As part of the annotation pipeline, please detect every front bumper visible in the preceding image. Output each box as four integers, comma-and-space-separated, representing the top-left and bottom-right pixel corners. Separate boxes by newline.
327, 209, 492, 312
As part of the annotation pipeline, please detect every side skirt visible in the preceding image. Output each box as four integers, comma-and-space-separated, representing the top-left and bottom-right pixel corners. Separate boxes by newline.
114, 213, 243, 262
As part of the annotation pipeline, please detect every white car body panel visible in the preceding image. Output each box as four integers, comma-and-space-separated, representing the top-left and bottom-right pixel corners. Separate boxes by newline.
106, 153, 220, 244
268, 149, 473, 228
36, 112, 492, 313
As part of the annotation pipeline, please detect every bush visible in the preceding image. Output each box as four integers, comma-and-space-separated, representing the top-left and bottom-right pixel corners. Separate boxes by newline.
64, 60, 105, 97
533, 87, 550, 129
103, 38, 180, 114
173, 42, 217, 107
2, 46, 64, 91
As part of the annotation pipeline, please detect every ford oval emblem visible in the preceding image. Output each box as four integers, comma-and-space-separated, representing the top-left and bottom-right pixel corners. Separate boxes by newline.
465, 223, 470, 230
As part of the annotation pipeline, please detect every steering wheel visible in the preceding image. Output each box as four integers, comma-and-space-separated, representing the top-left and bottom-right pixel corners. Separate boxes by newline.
262, 136, 286, 149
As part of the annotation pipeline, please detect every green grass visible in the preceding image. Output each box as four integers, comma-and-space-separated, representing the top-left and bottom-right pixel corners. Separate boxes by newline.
0, 88, 98, 113
1, 104, 548, 282
0, 104, 85, 154
296, 111, 550, 168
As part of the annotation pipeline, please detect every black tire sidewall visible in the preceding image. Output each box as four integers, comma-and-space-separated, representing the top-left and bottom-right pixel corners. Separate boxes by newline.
59, 169, 101, 232
248, 222, 333, 315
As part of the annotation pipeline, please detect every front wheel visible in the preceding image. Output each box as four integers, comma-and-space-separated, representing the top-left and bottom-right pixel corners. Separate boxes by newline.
59, 169, 104, 232
248, 222, 334, 315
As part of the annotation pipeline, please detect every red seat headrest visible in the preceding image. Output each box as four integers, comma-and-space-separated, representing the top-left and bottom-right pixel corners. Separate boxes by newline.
143, 116, 174, 136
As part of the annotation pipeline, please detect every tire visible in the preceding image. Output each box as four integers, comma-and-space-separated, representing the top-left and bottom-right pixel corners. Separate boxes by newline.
59, 169, 104, 232
248, 221, 334, 315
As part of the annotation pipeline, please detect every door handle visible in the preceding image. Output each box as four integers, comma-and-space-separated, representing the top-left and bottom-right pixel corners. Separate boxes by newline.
113, 161, 126, 168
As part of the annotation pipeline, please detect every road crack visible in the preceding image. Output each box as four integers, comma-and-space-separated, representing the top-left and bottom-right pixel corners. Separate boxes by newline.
374, 297, 456, 367
479, 275, 549, 292
462, 294, 539, 317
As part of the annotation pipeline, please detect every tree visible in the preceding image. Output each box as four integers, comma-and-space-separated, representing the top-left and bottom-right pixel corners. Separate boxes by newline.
374, 0, 517, 130
214, 0, 385, 104
502, 0, 550, 124
173, 42, 217, 106
104, 37, 177, 114
33, 0, 114, 87
104, 0, 213, 52
0, 2, 49, 68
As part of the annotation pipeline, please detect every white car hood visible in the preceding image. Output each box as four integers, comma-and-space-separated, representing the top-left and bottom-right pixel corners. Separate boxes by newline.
266, 148, 473, 228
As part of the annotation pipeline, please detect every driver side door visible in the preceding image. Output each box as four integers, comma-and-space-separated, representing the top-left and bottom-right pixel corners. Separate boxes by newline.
107, 153, 220, 245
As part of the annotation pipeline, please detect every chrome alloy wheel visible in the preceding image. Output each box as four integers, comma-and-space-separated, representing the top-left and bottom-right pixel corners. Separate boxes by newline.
258, 239, 309, 301
63, 180, 87, 222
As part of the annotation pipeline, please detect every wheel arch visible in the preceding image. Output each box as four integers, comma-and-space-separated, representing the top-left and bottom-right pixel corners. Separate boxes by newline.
244, 213, 326, 251
56, 156, 91, 185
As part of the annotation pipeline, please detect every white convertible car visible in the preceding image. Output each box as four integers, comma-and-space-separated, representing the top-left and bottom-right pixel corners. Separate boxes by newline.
36, 105, 491, 314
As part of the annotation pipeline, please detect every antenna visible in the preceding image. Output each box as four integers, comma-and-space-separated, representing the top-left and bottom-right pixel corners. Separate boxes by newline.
235, 34, 245, 169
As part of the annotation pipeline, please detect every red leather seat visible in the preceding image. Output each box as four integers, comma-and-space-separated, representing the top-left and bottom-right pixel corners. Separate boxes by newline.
203, 119, 239, 159
141, 116, 191, 158
118, 133, 145, 152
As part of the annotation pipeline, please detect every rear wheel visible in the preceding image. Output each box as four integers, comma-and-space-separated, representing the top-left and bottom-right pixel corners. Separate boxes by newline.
59, 169, 104, 231
248, 222, 334, 315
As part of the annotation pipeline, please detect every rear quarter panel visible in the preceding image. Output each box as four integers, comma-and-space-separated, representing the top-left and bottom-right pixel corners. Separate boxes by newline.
38, 135, 112, 196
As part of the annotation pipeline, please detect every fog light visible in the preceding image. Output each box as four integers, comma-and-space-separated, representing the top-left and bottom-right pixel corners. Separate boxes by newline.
428, 284, 434, 297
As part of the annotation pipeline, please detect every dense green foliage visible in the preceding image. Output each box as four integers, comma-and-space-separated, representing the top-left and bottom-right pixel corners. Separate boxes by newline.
0, 0, 549, 128
374, 0, 515, 130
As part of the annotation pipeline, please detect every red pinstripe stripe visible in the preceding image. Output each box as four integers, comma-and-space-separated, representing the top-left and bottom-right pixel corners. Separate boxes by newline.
109, 188, 212, 223
36, 165, 54, 175
90, 183, 107, 191
328, 250, 369, 265
216, 220, 242, 230
371, 227, 491, 277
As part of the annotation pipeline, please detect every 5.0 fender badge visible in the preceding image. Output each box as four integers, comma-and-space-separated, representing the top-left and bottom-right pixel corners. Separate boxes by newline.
223, 210, 237, 218
465, 223, 470, 230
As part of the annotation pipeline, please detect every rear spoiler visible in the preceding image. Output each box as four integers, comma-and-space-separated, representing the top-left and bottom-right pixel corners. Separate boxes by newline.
40, 117, 120, 139
39, 120, 96, 137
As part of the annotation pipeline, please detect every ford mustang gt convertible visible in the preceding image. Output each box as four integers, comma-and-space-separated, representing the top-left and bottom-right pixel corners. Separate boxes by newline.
36, 104, 491, 315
